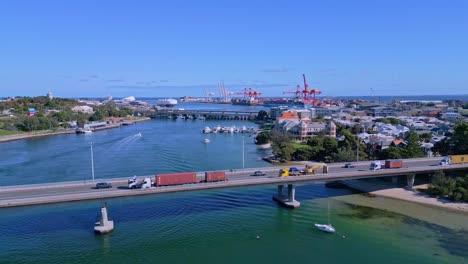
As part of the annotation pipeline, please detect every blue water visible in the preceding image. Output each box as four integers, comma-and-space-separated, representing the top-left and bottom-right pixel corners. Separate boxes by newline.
0, 118, 272, 186
0, 184, 466, 264
0, 102, 467, 263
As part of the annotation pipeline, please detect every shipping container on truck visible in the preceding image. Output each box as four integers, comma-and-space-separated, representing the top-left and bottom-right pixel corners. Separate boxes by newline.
449, 154, 468, 164
204, 171, 226, 182
155, 172, 197, 186
385, 160, 403, 169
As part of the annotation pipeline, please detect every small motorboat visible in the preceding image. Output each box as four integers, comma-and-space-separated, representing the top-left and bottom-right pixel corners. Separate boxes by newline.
203, 138, 210, 143
314, 224, 335, 233
315, 199, 335, 233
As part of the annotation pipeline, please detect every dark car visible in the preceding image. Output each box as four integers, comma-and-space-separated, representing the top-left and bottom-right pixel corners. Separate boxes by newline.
252, 171, 266, 176
289, 167, 301, 172
95, 182, 112, 189
344, 163, 355, 168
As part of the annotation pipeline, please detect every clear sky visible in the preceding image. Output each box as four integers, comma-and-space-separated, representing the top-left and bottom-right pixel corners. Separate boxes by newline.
0, 0, 467, 98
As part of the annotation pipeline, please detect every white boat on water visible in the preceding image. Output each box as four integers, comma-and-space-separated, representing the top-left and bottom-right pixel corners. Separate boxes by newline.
315, 200, 336, 233
314, 223, 335, 233
202, 126, 211, 134
203, 138, 210, 143
156, 98, 177, 107
212, 125, 221, 133
76, 128, 92, 134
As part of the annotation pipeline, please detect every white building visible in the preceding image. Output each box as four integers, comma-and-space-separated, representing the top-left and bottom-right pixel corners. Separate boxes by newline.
72, 105, 94, 114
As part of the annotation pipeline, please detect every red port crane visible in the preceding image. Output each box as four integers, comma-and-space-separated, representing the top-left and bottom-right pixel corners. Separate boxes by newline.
283, 74, 321, 105
282, 84, 302, 98
302, 74, 321, 105
235, 88, 261, 98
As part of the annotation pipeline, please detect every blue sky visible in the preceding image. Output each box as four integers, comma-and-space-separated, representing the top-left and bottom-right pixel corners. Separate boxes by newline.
0, 0, 467, 98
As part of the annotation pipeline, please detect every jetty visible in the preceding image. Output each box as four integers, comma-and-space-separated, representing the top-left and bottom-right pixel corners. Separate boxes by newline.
145, 109, 258, 120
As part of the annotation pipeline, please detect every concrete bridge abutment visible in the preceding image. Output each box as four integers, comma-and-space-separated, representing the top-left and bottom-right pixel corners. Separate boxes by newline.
272, 184, 300, 208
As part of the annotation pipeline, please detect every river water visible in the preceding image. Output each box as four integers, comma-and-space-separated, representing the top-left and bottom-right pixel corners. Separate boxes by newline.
0, 102, 466, 263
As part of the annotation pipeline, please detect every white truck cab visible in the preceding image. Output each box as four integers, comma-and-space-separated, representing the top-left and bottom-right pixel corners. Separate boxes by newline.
128, 176, 152, 189
440, 157, 451, 166
370, 161, 382, 170
141, 177, 152, 189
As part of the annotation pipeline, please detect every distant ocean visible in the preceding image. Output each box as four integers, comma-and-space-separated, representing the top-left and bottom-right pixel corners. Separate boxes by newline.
77, 94, 468, 103
325, 95, 468, 103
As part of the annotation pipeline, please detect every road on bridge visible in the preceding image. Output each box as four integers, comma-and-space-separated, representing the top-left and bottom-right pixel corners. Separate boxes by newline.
1, 157, 466, 208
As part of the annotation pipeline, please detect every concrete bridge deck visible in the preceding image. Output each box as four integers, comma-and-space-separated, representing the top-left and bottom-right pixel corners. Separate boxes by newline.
0, 158, 466, 208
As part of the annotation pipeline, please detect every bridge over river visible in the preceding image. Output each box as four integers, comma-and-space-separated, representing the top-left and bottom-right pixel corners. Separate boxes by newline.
141, 108, 259, 120
0, 157, 467, 208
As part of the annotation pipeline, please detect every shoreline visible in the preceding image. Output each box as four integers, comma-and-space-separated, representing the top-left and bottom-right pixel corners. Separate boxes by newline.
0, 117, 151, 143
341, 179, 468, 214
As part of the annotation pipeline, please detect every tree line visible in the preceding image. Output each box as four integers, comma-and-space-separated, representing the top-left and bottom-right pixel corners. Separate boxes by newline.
426, 171, 468, 202
0, 97, 132, 132
257, 124, 427, 163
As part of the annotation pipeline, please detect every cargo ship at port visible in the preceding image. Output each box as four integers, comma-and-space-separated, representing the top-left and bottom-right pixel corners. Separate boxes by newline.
231, 97, 259, 106
231, 88, 261, 106
263, 98, 306, 107
156, 98, 178, 107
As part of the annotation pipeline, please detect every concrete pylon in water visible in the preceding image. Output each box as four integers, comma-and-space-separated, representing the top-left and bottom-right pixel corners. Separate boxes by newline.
94, 203, 114, 234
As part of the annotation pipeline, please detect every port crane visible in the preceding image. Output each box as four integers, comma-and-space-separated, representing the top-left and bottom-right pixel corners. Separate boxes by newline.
282, 74, 322, 105
234, 88, 261, 99
218, 81, 233, 103
204, 88, 215, 101
282, 84, 302, 98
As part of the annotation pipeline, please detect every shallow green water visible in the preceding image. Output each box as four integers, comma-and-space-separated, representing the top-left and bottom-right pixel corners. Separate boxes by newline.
0, 184, 466, 264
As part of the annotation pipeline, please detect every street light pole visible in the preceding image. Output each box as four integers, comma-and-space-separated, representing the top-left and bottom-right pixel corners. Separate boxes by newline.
90, 142, 95, 183
356, 139, 359, 162
242, 136, 245, 169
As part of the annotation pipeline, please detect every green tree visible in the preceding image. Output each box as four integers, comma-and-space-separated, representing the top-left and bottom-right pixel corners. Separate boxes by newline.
77, 115, 87, 127
433, 138, 450, 155
307, 137, 324, 148
402, 131, 424, 158
256, 110, 268, 121
273, 142, 296, 161
451, 122, 468, 154
89, 110, 104, 121
379, 147, 403, 160
331, 148, 356, 162
338, 130, 357, 150
420, 132, 432, 143
351, 124, 361, 134
322, 137, 338, 157
255, 132, 271, 144
294, 145, 316, 160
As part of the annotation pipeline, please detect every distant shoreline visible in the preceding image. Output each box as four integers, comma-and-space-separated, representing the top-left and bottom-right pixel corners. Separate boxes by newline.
0, 117, 151, 143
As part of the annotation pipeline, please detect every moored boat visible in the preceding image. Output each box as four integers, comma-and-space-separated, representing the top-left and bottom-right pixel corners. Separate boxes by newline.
156, 98, 178, 107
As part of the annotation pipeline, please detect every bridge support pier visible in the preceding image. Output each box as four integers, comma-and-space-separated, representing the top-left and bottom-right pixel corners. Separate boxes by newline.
406, 174, 416, 190
272, 184, 300, 208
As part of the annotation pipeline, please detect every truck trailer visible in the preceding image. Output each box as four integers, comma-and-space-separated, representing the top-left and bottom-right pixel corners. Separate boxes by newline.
385, 160, 403, 169
204, 171, 226, 182
155, 172, 197, 187
369, 160, 403, 170
440, 155, 468, 165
